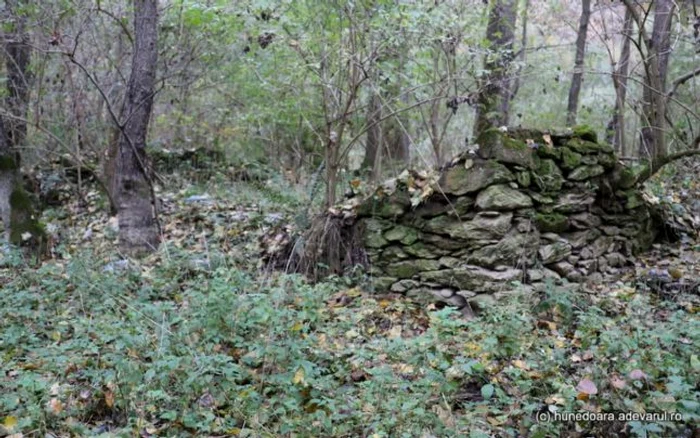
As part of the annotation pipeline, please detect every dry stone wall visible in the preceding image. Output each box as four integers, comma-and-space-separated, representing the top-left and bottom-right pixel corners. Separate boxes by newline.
355, 127, 656, 311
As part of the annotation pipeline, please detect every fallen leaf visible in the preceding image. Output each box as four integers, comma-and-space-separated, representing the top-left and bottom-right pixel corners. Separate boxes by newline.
48, 398, 63, 414
2, 416, 18, 431
610, 375, 626, 389
292, 367, 305, 385
576, 378, 598, 395
629, 369, 647, 380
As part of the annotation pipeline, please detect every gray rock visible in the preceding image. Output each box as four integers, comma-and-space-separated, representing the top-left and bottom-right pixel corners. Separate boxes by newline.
605, 252, 626, 267
468, 294, 497, 311
438, 256, 462, 268
466, 228, 539, 267
384, 225, 419, 244
420, 266, 522, 292
476, 184, 533, 211
184, 194, 213, 204
385, 259, 441, 278
568, 165, 605, 181
382, 246, 409, 262
550, 261, 576, 277
569, 212, 602, 229
533, 159, 564, 192
539, 241, 573, 264
600, 226, 621, 236
403, 242, 447, 259
439, 160, 514, 195
554, 193, 596, 213
563, 229, 602, 249
424, 212, 513, 242
391, 279, 420, 293
373, 277, 398, 291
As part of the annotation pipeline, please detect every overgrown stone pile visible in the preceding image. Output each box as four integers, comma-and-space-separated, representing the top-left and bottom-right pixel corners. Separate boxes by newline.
350, 127, 657, 311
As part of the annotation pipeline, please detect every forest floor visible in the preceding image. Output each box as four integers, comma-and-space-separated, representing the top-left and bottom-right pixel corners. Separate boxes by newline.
1, 161, 699, 438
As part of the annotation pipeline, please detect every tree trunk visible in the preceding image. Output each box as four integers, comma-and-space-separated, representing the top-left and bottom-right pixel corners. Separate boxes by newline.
637, 0, 674, 162
473, 0, 517, 138
362, 91, 382, 176
607, 6, 633, 155
566, 0, 591, 126
0, 0, 44, 249
116, 0, 159, 255
504, 0, 528, 119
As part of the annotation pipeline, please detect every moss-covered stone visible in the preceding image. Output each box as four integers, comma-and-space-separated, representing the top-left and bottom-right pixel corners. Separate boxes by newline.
536, 144, 561, 160
535, 212, 569, 233
385, 259, 441, 278
532, 159, 564, 192
439, 159, 513, 196
620, 189, 644, 210
9, 187, 46, 247
597, 153, 616, 169
476, 129, 536, 169
560, 147, 582, 169
424, 212, 513, 242
538, 241, 572, 264
362, 218, 391, 248
572, 125, 598, 142
568, 165, 605, 181
382, 245, 409, 262
612, 164, 637, 189
566, 138, 613, 155
515, 171, 531, 188
465, 229, 539, 267
403, 242, 445, 259
372, 277, 398, 292
476, 184, 533, 211
384, 225, 418, 245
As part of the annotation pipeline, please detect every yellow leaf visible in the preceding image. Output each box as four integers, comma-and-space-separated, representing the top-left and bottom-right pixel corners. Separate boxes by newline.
543, 134, 553, 147
292, 367, 305, 385
48, 398, 63, 415
387, 326, 402, 339
487, 415, 507, 426
3, 416, 18, 431
513, 360, 529, 370
104, 390, 115, 408
290, 322, 304, 332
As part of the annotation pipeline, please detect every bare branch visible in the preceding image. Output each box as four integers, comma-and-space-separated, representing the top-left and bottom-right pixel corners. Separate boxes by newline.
668, 66, 700, 98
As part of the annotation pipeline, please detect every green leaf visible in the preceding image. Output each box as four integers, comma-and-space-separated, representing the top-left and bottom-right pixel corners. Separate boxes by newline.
481, 383, 495, 400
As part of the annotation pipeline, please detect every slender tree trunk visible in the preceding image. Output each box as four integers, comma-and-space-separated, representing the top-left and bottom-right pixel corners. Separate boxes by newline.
503, 0, 528, 122
362, 91, 382, 175
116, 0, 159, 255
0, 0, 44, 248
566, 0, 591, 126
608, 6, 633, 155
473, 0, 517, 138
638, 0, 674, 161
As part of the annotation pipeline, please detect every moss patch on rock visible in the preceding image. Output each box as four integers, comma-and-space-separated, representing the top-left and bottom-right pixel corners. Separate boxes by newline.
535, 212, 569, 233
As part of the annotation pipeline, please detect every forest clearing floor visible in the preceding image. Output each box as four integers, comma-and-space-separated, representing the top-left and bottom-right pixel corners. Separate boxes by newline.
1, 165, 699, 438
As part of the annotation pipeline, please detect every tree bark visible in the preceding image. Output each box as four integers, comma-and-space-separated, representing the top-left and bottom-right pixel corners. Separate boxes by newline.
607, 6, 633, 155
362, 91, 382, 176
637, 0, 675, 162
473, 0, 517, 139
503, 0, 528, 123
115, 0, 160, 255
566, 0, 592, 126
0, 0, 44, 248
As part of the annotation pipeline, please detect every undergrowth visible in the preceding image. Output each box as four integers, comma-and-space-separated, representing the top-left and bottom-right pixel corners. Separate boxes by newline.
1, 248, 698, 437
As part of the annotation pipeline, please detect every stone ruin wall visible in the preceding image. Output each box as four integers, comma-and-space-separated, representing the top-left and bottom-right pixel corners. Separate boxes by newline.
355, 128, 656, 312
